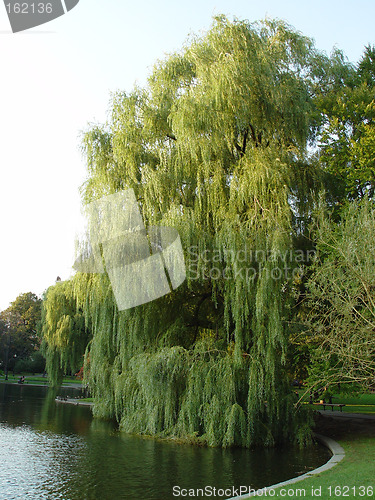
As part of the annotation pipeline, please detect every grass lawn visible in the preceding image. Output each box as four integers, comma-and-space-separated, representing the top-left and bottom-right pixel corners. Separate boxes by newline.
332, 393, 375, 414
298, 390, 375, 415
277, 414, 375, 499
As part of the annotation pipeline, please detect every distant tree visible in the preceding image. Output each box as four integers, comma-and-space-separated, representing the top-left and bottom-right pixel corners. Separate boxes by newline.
0, 316, 10, 378
14, 351, 45, 374
0, 292, 42, 378
318, 45, 375, 200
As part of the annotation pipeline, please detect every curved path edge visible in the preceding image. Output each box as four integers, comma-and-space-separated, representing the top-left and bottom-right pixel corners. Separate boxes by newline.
55, 397, 93, 406
227, 433, 345, 499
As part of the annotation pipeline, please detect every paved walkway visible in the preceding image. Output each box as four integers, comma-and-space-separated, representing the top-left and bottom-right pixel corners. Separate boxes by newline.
0, 380, 82, 390
319, 410, 375, 420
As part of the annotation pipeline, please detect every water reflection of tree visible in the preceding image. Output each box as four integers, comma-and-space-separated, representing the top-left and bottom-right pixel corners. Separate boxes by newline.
36, 387, 92, 435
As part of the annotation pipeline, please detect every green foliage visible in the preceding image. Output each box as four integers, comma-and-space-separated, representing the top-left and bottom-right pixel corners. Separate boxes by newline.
41, 280, 91, 386
306, 198, 375, 390
14, 351, 45, 374
318, 45, 375, 200
8, 292, 42, 337
0, 292, 42, 375
46, 16, 338, 447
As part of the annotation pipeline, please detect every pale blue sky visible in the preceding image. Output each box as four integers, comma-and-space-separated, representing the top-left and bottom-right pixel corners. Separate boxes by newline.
0, 0, 374, 310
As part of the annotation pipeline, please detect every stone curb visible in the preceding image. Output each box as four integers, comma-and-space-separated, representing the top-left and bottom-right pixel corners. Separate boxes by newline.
227, 433, 345, 499
318, 410, 375, 420
55, 398, 93, 406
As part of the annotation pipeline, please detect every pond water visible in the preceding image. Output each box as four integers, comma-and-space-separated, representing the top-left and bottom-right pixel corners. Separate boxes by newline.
0, 384, 330, 500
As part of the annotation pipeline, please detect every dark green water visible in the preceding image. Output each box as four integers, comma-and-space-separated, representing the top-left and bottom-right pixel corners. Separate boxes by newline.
0, 384, 330, 500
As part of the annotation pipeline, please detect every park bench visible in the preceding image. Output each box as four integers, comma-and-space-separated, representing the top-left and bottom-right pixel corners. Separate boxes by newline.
313, 402, 346, 412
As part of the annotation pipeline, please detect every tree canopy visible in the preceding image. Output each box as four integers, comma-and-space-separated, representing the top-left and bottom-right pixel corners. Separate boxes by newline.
318, 45, 375, 200
41, 16, 373, 447
0, 292, 42, 377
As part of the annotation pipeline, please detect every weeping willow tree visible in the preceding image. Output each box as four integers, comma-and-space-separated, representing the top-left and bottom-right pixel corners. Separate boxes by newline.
41, 280, 90, 386
45, 16, 338, 447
